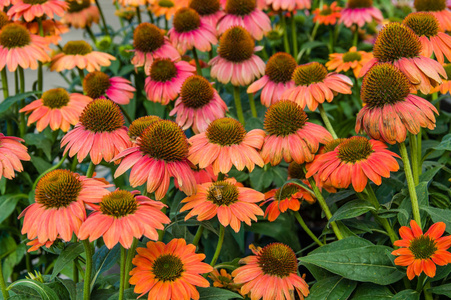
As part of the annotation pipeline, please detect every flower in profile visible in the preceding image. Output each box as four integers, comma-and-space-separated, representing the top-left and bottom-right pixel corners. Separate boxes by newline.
114, 120, 197, 200
433, 63, 451, 94
210, 26, 265, 86
131, 22, 180, 73
61, 0, 99, 29
357, 63, 439, 144
261, 100, 332, 166
403, 12, 451, 64
306, 136, 399, 192
83, 71, 135, 105
188, 117, 265, 175
0, 23, 50, 72
78, 189, 170, 249
115, 0, 145, 7
313, 1, 341, 25
61, 98, 131, 164
181, 178, 264, 232
262, 183, 315, 222
144, 58, 195, 105
148, 0, 188, 20
266, 0, 310, 11
189, 0, 225, 27
50, 40, 115, 72
247, 52, 297, 107
26, 238, 55, 252
414, 0, 451, 31
19, 169, 111, 243
0, 133, 30, 180
7, 0, 67, 22
168, 7, 217, 54
20, 88, 91, 132
339, 0, 383, 28
128, 115, 161, 142
129, 238, 212, 300
392, 220, 451, 280
170, 75, 227, 133
209, 269, 241, 293
232, 243, 310, 300
23, 19, 69, 45
326, 46, 373, 78
359, 23, 446, 94
282, 62, 353, 111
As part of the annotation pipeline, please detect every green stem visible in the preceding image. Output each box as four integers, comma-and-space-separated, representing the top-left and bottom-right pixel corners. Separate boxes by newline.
318, 103, 338, 139
248, 93, 257, 118
73, 258, 79, 283
19, 67, 26, 138
158, 196, 167, 241
233, 86, 245, 125
398, 142, 422, 228
86, 161, 96, 178
1, 68, 9, 99
328, 27, 334, 53
291, 16, 298, 57
37, 18, 44, 96
119, 105, 133, 124
135, 6, 142, 24
123, 238, 138, 290
85, 26, 97, 43
32, 152, 69, 190
164, 18, 168, 31
280, 13, 290, 55
78, 68, 85, 83
0, 259, 9, 300
409, 134, 419, 186
423, 281, 433, 300
192, 48, 203, 76
95, 0, 109, 37
71, 157, 78, 172
82, 240, 93, 300
417, 128, 422, 177
148, 11, 155, 24
293, 211, 323, 246
210, 226, 225, 266
192, 226, 204, 247
119, 247, 126, 300
352, 25, 359, 47
15, 69, 18, 94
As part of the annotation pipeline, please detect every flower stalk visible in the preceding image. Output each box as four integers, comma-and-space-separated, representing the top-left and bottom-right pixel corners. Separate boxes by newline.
210, 225, 225, 266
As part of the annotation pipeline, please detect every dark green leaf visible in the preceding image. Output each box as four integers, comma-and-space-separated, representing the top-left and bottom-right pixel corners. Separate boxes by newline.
56, 278, 77, 300
91, 244, 121, 285
198, 287, 243, 299
328, 200, 374, 225
0, 195, 20, 224
421, 206, 451, 234
433, 134, 451, 151
392, 290, 419, 300
429, 283, 451, 297
30, 155, 52, 174
0, 92, 38, 114
107, 288, 139, 300
249, 166, 273, 191
352, 283, 393, 299
307, 276, 356, 300
24, 133, 53, 160
51, 243, 85, 279
7, 279, 59, 300
307, 236, 372, 255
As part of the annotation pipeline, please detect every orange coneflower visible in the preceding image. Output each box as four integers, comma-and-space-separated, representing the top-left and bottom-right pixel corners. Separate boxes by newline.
83, 71, 135, 105
266, 0, 310, 11
189, 0, 225, 28
392, 220, 451, 280
326, 46, 373, 78
127, 115, 161, 142
19, 169, 112, 243
232, 243, 310, 300
23, 19, 69, 45
181, 178, 264, 232
8, 0, 67, 22
339, 0, 383, 28
148, 0, 188, 20
313, 1, 341, 25
188, 117, 265, 175
414, 0, 451, 31
61, 0, 99, 29
289, 160, 338, 194
78, 189, 170, 249
433, 63, 451, 94
356, 63, 439, 144
208, 269, 242, 293
20, 88, 92, 132
61, 98, 132, 164
115, 0, 145, 7
0, 133, 30, 180
129, 238, 213, 300
261, 101, 332, 166
306, 136, 400, 192
26, 238, 55, 252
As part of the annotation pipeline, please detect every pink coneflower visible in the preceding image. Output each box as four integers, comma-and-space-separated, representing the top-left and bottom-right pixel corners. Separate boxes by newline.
248, 52, 297, 107
0, 0, 11, 10
60, 0, 99, 29
113, 120, 197, 200
0, 23, 50, 72
144, 58, 196, 105
168, 7, 218, 54
8, 0, 67, 22
218, 0, 270, 40
175, 164, 218, 191
282, 62, 353, 112
188, 118, 265, 175
83, 71, 135, 105
210, 26, 265, 86
189, 0, 225, 28
0, 133, 30, 180
339, 0, 383, 28
20, 88, 91, 132
261, 101, 332, 165
61, 98, 132, 164
170, 75, 228, 133
131, 22, 180, 74
266, 0, 311, 11
23, 19, 69, 45
220, 0, 268, 10
414, 0, 451, 32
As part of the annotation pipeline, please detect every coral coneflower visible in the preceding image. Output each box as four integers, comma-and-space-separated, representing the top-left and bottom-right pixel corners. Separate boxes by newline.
339, 0, 383, 28
50, 40, 115, 72
282, 62, 353, 111
83, 71, 135, 105
290, 159, 337, 193
209, 269, 241, 293
326, 46, 373, 78
414, 0, 451, 31
148, 0, 188, 20
113, 120, 197, 200
356, 63, 439, 144
0, 23, 50, 72
392, 220, 451, 280
23, 19, 69, 45
313, 1, 341, 25
181, 178, 264, 232
115, 0, 145, 7
170, 75, 228, 133
26, 238, 55, 252
128, 115, 161, 142
210, 26, 265, 86
188, 117, 265, 175
19, 169, 111, 243
403, 12, 451, 64
7, 0, 67, 22
232, 243, 310, 300
0, 133, 30, 180
61, 0, 99, 29
0, 0, 11, 11
306, 136, 400, 192
131, 23, 180, 73
261, 101, 332, 166
247, 52, 297, 107
78, 189, 170, 249
144, 58, 195, 105
189, 0, 225, 27
359, 23, 446, 94
168, 7, 218, 54
20, 88, 91, 132
129, 238, 213, 300
433, 63, 451, 94
61, 98, 131, 164
266, 0, 310, 11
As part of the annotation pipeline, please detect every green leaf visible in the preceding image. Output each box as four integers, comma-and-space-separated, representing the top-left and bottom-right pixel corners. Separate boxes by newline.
24, 133, 53, 161
0, 91, 38, 114
7, 279, 59, 300
0, 195, 21, 224
307, 276, 356, 300
306, 236, 372, 255
328, 200, 374, 225
30, 155, 52, 174
429, 283, 451, 297
198, 287, 243, 299
421, 206, 451, 234
214, 257, 241, 271
352, 283, 393, 299
51, 243, 85, 279
56, 278, 77, 300
107, 288, 139, 300
392, 290, 420, 300
249, 166, 273, 191
433, 133, 451, 151
91, 244, 121, 285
